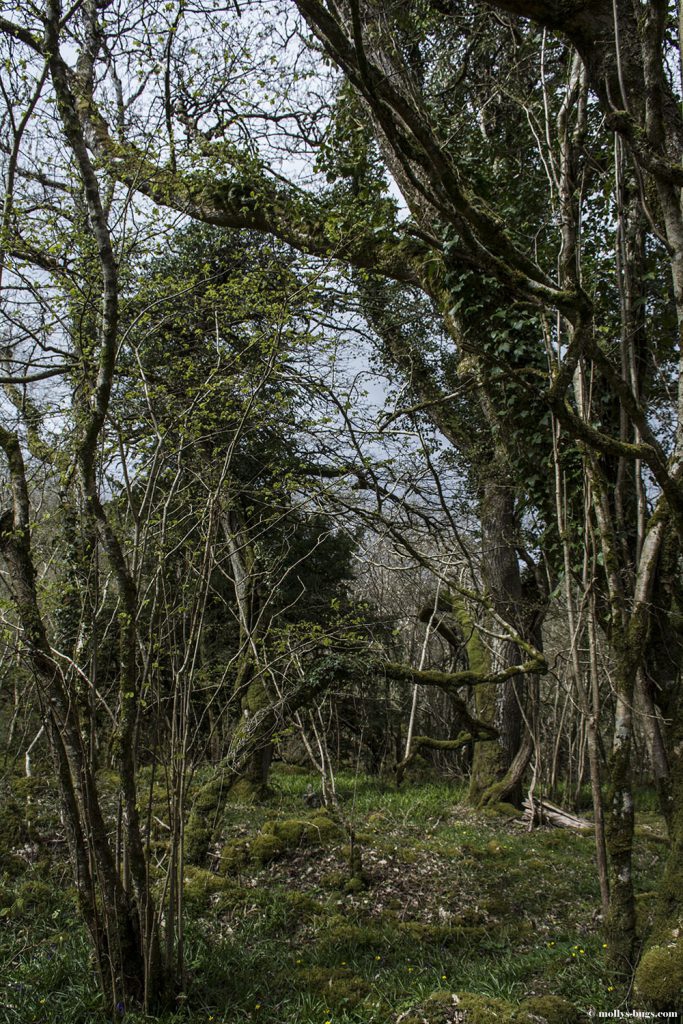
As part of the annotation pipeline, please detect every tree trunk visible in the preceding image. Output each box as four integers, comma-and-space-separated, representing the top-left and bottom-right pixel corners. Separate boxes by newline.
0, 435, 158, 1011
468, 468, 526, 806
633, 670, 683, 1012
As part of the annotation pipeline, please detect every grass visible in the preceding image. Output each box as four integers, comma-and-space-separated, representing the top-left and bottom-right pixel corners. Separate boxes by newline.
0, 765, 668, 1024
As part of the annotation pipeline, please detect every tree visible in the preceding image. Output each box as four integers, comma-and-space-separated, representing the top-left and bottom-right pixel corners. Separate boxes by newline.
3, 0, 683, 1007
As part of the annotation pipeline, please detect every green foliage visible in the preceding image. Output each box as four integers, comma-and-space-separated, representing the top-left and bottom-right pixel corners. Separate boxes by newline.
443, 257, 573, 565
2, 766, 664, 1021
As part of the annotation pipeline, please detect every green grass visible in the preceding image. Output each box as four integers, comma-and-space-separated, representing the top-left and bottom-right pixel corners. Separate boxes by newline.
0, 766, 667, 1023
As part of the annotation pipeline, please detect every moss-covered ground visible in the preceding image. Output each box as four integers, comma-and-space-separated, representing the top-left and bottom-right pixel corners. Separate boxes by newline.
0, 766, 668, 1024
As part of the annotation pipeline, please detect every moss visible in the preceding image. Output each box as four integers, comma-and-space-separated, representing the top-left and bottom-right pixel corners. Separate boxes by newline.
0, 851, 25, 878
633, 939, 683, 1010
460, 841, 480, 856
251, 832, 284, 865
634, 891, 658, 935
486, 840, 504, 855
352, 830, 373, 843
296, 965, 370, 1009
398, 922, 486, 946
451, 907, 487, 926
225, 777, 264, 804
515, 995, 583, 1024
397, 848, 419, 864
269, 815, 340, 845
317, 915, 386, 953
482, 802, 521, 819
321, 869, 347, 889
183, 865, 233, 908
344, 876, 366, 893
400, 991, 512, 1024
451, 598, 508, 807
337, 835, 369, 890
304, 814, 341, 843
220, 838, 250, 874
0, 795, 29, 852
10, 877, 53, 910
455, 992, 518, 1023
286, 891, 319, 917
2, 877, 59, 919
262, 819, 304, 843
349, 843, 364, 876
222, 813, 341, 869
185, 775, 227, 865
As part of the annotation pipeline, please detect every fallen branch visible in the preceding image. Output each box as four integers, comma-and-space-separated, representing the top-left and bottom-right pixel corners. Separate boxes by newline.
522, 797, 592, 831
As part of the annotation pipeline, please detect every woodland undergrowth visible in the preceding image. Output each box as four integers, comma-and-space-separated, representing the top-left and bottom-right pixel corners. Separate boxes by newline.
0, 765, 666, 1024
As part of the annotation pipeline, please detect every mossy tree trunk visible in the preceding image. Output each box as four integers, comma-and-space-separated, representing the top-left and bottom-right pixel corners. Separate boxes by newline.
0, 432, 162, 1011
467, 468, 527, 807
589, 456, 670, 981
633, 654, 683, 1011
0, 8, 168, 1009
224, 508, 276, 794
235, 660, 276, 792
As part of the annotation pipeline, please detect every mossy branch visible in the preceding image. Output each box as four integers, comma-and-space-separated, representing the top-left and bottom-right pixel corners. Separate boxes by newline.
383, 650, 546, 694
396, 731, 494, 785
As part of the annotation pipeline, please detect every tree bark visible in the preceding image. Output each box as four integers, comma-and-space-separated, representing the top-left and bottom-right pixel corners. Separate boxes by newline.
469, 467, 526, 806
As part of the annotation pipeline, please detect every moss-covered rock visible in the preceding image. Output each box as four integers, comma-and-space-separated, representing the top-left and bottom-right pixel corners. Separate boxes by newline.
221, 812, 341, 869
397, 991, 521, 1024
261, 818, 303, 843
11, 877, 53, 908
481, 802, 521, 819
296, 965, 370, 1009
455, 993, 520, 1024
251, 831, 284, 865
183, 865, 233, 909
398, 991, 578, 1024
220, 838, 250, 874
2, 877, 57, 920
480, 895, 508, 916
316, 914, 387, 954
270, 814, 340, 844
451, 907, 488, 927
515, 995, 583, 1024
225, 777, 264, 804
633, 938, 683, 1011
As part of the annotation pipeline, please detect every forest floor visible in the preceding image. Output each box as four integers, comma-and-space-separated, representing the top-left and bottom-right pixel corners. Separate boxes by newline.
0, 765, 667, 1024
